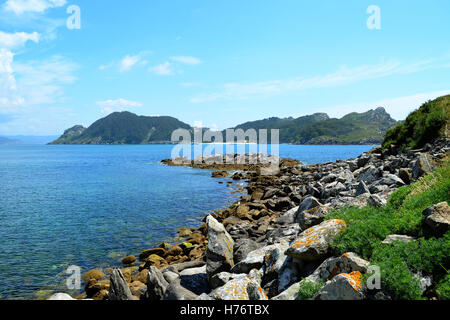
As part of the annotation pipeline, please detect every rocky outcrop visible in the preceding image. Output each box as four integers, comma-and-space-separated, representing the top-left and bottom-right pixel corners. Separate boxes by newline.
422, 202, 450, 236
108, 269, 134, 301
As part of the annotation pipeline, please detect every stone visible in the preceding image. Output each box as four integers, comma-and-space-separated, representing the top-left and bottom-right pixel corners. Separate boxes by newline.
422, 202, 450, 236
367, 194, 387, 208
276, 206, 299, 225
232, 241, 289, 274
234, 239, 261, 264
142, 254, 168, 269
212, 170, 229, 178
314, 271, 365, 300
356, 165, 382, 184
108, 269, 134, 301
271, 282, 302, 300
210, 275, 268, 300
296, 205, 329, 230
146, 266, 169, 301
205, 215, 235, 280
285, 219, 347, 261
180, 266, 210, 296
377, 174, 406, 187
162, 279, 198, 300
307, 252, 370, 283
382, 235, 417, 244
165, 246, 183, 257
412, 153, 436, 180
82, 269, 104, 283
48, 293, 76, 300
129, 281, 147, 298
355, 181, 370, 196
121, 255, 136, 266
163, 270, 180, 283
139, 248, 166, 261
196, 293, 214, 300
236, 205, 251, 220
177, 227, 193, 237
297, 196, 322, 213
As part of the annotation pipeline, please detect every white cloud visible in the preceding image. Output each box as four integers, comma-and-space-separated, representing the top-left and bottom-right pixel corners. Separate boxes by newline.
190, 58, 450, 103
149, 62, 174, 76
4, 0, 66, 15
119, 54, 147, 73
0, 49, 24, 110
170, 56, 202, 65
96, 98, 143, 115
0, 31, 40, 49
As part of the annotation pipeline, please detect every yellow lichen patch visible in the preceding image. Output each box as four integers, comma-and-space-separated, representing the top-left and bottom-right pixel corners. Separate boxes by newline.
341, 271, 362, 291
290, 219, 347, 250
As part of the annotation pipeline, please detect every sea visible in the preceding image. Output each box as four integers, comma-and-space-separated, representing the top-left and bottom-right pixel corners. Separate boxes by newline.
0, 144, 375, 299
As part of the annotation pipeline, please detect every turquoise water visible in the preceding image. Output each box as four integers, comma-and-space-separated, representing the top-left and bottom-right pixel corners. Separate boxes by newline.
0, 144, 374, 299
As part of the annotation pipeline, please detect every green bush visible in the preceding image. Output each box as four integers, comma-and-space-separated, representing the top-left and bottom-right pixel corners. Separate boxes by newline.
297, 279, 324, 300
436, 274, 450, 300
382, 95, 450, 150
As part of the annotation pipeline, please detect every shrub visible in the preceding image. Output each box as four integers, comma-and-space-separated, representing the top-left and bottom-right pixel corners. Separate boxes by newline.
297, 279, 324, 300
436, 274, 450, 300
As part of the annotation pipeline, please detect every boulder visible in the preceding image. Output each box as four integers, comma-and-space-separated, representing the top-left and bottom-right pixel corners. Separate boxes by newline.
146, 266, 169, 301
180, 266, 210, 295
232, 241, 289, 274
205, 215, 235, 280
108, 269, 134, 301
129, 281, 147, 298
271, 282, 302, 300
234, 239, 261, 264
356, 165, 382, 184
355, 181, 370, 196
422, 202, 450, 236
82, 269, 104, 283
285, 219, 347, 261
297, 196, 322, 214
210, 275, 268, 300
412, 153, 436, 180
276, 206, 299, 225
308, 253, 370, 283
139, 248, 166, 261
296, 205, 329, 230
162, 270, 180, 284
121, 255, 136, 266
162, 279, 198, 300
314, 271, 365, 300
367, 194, 387, 208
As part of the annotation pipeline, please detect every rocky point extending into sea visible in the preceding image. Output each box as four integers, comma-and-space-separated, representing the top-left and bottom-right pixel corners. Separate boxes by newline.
49, 138, 450, 301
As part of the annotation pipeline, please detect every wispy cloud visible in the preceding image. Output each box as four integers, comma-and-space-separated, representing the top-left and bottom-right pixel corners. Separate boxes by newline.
3, 0, 66, 15
119, 54, 148, 73
190, 58, 450, 103
149, 61, 174, 76
96, 98, 143, 115
0, 31, 40, 49
170, 56, 202, 65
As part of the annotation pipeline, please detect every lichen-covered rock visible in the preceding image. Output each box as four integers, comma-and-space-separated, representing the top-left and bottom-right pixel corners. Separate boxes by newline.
285, 219, 347, 261
308, 253, 370, 283
296, 205, 330, 230
422, 202, 450, 236
121, 255, 136, 266
412, 153, 436, 180
210, 274, 268, 300
206, 215, 235, 281
314, 271, 365, 300
271, 282, 302, 300
82, 269, 104, 283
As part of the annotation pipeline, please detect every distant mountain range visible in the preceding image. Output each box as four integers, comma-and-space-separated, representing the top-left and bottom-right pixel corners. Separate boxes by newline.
0, 136, 59, 145
0, 137, 23, 145
50, 108, 398, 145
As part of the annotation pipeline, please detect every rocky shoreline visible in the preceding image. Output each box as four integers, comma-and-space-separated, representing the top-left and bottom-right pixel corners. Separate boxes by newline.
49, 138, 450, 301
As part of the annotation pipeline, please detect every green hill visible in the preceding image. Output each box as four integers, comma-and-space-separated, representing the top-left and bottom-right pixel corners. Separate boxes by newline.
229, 107, 397, 145
50, 112, 192, 145
383, 95, 450, 150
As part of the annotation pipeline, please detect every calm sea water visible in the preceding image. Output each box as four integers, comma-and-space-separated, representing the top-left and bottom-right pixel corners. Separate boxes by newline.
0, 144, 375, 299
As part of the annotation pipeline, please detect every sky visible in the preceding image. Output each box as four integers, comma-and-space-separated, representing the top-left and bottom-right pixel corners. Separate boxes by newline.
0, 0, 450, 135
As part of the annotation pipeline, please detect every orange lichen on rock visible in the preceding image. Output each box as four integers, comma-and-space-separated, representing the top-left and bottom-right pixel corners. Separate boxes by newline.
341, 271, 362, 291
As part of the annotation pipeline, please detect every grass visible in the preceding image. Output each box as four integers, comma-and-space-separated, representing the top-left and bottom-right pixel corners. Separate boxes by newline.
297, 279, 324, 300
324, 157, 450, 300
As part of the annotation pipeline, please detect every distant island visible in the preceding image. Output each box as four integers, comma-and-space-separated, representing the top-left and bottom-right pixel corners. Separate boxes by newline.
50, 107, 398, 145
0, 137, 23, 145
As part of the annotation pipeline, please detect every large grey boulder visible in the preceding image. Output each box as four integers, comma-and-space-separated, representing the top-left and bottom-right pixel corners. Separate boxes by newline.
412, 153, 436, 180
271, 282, 302, 300
355, 165, 382, 184
422, 202, 450, 236
179, 266, 210, 295
146, 266, 169, 300
296, 205, 329, 230
234, 239, 261, 264
314, 272, 365, 300
206, 215, 235, 281
355, 181, 370, 196
285, 219, 347, 261
162, 279, 198, 300
108, 269, 134, 301
232, 241, 289, 274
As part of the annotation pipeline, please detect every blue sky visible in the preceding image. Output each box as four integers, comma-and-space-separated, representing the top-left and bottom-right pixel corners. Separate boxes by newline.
0, 0, 450, 135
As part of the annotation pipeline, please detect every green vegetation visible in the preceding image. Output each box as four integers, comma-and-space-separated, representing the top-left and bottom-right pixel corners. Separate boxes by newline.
383, 95, 450, 150
50, 112, 192, 144
325, 158, 450, 300
232, 107, 397, 145
297, 279, 324, 300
